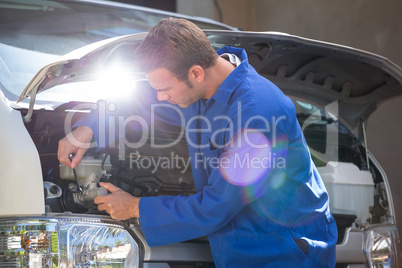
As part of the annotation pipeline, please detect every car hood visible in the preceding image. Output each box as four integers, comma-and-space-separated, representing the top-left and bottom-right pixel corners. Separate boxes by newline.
18, 30, 402, 128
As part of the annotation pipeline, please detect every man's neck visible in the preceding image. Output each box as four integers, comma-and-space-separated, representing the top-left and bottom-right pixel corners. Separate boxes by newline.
202, 56, 236, 99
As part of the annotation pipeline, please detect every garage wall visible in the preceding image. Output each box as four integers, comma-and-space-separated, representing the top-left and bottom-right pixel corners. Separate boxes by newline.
177, 0, 255, 30
177, 0, 402, 246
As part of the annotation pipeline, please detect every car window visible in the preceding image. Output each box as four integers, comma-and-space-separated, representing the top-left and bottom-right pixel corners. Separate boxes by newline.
292, 99, 363, 168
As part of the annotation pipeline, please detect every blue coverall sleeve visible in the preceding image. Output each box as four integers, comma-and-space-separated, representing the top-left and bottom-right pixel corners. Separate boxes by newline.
139, 165, 248, 246
139, 124, 290, 247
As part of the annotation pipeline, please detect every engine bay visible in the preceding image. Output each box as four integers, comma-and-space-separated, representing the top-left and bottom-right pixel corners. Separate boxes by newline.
22, 103, 391, 245
25, 107, 194, 215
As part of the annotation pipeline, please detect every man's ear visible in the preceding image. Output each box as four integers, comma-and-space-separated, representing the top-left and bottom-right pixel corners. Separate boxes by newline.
188, 65, 204, 83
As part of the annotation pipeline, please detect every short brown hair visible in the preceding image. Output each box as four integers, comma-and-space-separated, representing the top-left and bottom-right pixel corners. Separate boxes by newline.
136, 18, 218, 82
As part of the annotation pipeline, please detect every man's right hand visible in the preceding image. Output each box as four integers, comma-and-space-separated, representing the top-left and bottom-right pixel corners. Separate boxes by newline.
58, 125, 94, 169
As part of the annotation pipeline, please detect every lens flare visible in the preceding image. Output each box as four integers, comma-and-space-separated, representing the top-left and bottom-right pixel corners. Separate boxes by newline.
219, 129, 271, 187
219, 129, 291, 223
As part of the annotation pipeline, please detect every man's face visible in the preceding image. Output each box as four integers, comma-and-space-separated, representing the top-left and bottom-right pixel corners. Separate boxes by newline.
147, 68, 202, 108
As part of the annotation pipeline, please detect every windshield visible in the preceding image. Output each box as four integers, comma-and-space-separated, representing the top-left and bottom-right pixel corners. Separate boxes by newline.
292, 99, 364, 169
0, 0, 233, 104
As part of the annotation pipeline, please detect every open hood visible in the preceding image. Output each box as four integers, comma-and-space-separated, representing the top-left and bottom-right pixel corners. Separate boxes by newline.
19, 30, 402, 128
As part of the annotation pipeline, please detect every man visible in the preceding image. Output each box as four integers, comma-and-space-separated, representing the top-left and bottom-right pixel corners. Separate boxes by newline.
58, 18, 337, 267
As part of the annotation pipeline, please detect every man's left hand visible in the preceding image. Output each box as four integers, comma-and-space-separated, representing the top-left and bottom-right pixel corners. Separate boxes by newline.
94, 182, 140, 220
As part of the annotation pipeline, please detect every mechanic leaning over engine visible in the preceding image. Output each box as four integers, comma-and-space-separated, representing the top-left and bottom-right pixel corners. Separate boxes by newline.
58, 18, 337, 267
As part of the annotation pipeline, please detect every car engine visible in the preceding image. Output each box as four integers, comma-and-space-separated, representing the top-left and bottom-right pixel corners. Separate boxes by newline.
25, 107, 195, 215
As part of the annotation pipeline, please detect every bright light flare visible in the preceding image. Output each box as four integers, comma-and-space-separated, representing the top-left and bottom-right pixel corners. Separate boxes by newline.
219, 129, 272, 186
96, 63, 144, 99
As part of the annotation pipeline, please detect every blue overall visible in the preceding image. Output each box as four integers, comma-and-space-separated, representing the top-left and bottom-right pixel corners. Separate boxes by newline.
79, 47, 337, 267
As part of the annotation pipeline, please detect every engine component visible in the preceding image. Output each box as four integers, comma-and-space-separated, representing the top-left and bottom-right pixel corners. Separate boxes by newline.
70, 181, 107, 208
60, 155, 111, 180
43, 181, 62, 199
60, 155, 111, 208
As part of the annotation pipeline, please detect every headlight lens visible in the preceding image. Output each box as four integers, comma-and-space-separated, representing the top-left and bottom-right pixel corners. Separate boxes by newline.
364, 225, 401, 268
0, 216, 140, 267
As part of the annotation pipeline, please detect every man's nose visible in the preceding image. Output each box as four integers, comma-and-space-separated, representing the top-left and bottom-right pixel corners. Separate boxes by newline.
157, 91, 170, 102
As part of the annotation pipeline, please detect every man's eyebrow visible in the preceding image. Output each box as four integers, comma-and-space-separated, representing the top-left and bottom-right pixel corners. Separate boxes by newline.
154, 87, 172, 92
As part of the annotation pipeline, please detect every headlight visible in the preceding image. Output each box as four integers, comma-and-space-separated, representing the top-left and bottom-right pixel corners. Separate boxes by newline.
364, 225, 401, 268
0, 216, 141, 267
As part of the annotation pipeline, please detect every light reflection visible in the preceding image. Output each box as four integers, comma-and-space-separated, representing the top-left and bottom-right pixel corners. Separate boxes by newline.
96, 63, 142, 99
219, 129, 271, 187
218, 128, 291, 224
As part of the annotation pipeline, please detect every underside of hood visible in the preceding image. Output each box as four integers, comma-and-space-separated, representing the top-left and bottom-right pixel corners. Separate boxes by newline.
18, 30, 402, 128
206, 31, 402, 129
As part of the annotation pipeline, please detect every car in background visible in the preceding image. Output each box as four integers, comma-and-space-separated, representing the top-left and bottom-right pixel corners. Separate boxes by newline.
0, 0, 401, 267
